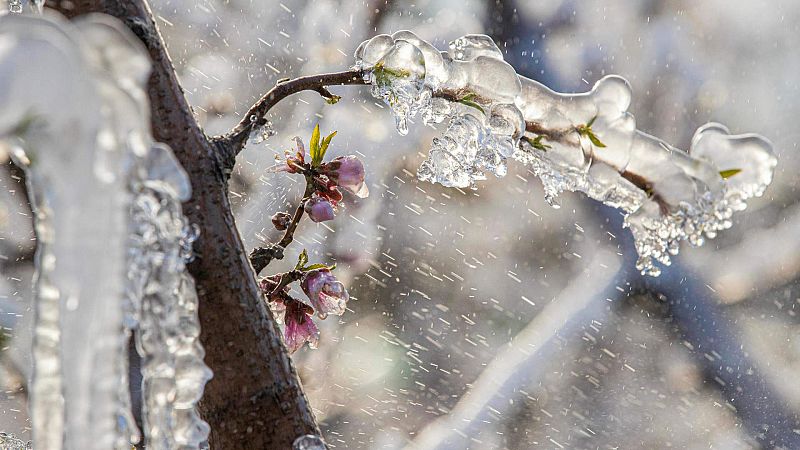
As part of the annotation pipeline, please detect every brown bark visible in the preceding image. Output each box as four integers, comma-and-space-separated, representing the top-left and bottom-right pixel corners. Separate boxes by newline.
48, 1, 320, 448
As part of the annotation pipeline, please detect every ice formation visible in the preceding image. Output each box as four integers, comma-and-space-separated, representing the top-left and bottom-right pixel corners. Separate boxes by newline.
0, 433, 31, 450
0, 13, 210, 449
2, 0, 44, 14
355, 31, 777, 275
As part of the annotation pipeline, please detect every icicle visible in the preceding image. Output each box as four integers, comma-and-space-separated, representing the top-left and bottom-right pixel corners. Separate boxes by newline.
129, 142, 212, 449
354, 31, 777, 275
0, 13, 211, 449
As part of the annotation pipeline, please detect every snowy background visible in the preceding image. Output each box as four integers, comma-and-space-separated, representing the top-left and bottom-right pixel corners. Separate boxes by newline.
2, 0, 800, 448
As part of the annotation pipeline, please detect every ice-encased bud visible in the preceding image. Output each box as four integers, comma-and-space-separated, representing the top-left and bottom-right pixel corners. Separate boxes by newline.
368, 40, 426, 135
304, 197, 335, 223
691, 123, 777, 201
392, 30, 448, 87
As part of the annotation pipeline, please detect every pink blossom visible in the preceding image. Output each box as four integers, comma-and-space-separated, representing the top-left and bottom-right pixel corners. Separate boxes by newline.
301, 268, 349, 318
304, 197, 335, 222
267, 136, 306, 173
323, 155, 369, 198
312, 175, 344, 206
283, 299, 319, 353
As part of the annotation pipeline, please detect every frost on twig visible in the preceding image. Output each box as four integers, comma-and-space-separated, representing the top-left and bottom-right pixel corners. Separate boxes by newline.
354, 31, 777, 276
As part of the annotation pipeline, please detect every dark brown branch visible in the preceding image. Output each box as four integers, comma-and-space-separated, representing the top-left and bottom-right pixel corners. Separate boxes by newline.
525, 121, 577, 142
214, 70, 368, 161
621, 171, 670, 215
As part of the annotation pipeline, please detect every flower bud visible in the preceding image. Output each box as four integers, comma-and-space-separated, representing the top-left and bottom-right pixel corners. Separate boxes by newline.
303, 197, 335, 222
324, 155, 369, 198
271, 211, 292, 230
301, 268, 349, 318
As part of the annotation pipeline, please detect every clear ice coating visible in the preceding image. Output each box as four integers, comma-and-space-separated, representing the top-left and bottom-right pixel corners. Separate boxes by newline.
0, 13, 210, 449
247, 118, 276, 146
2, 0, 44, 14
0, 433, 32, 450
293, 434, 327, 450
354, 31, 777, 275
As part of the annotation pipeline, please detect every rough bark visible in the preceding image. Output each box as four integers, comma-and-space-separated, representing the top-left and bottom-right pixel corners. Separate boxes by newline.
48, 1, 320, 448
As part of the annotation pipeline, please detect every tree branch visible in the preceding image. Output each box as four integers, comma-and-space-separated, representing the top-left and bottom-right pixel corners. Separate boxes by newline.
213, 70, 368, 164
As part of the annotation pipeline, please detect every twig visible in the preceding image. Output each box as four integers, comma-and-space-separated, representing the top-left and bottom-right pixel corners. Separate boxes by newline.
213, 70, 368, 159
250, 178, 315, 274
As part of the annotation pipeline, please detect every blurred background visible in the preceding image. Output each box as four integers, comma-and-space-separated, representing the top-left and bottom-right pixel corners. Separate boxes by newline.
2, 0, 800, 448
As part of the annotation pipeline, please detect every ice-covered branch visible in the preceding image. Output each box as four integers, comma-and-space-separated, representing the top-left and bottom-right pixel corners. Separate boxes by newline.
224, 29, 775, 277
214, 70, 367, 161
354, 31, 777, 276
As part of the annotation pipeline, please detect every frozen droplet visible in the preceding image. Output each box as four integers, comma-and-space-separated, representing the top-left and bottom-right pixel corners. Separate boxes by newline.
247, 119, 276, 146
448, 34, 503, 61
293, 434, 326, 450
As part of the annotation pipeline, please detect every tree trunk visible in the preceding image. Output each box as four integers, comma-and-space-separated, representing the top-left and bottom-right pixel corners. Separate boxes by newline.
49, 1, 320, 448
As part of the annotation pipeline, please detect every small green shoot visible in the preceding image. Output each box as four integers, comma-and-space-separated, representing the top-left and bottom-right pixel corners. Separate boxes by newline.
719, 168, 742, 179
309, 124, 337, 167
576, 116, 606, 148
457, 92, 485, 115
522, 135, 551, 152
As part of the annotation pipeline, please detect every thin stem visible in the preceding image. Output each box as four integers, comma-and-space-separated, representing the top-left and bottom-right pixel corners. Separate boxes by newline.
267, 270, 304, 299
250, 177, 315, 275
214, 69, 368, 157
279, 177, 314, 248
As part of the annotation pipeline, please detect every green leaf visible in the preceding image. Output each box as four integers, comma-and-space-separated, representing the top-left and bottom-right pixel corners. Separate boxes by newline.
295, 249, 309, 270
372, 62, 411, 87
325, 95, 341, 105
457, 93, 485, 114
587, 130, 606, 148
302, 263, 329, 271
309, 124, 321, 166
318, 131, 337, 163
522, 135, 551, 151
719, 168, 742, 179
586, 115, 597, 128
458, 100, 485, 114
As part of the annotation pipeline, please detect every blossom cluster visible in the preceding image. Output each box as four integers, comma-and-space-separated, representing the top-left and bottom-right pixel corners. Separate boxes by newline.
261, 125, 367, 353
